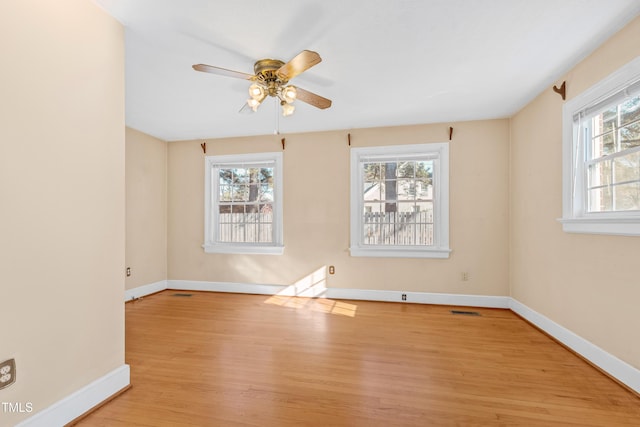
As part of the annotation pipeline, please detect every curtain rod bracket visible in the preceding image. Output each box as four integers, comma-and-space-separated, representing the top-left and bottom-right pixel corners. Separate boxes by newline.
348, 133, 351, 146
449, 127, 453, 141
553, 81, 566, 100
201, 142, 206, 154
281, 138, 285, 150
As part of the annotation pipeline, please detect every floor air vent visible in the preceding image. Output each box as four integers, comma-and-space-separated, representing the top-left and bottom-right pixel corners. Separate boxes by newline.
450, 310, 480, 316
172, 293, 193, 297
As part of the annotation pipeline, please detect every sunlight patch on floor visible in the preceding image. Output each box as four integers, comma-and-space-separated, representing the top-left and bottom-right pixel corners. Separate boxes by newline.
264, 266, 357, 317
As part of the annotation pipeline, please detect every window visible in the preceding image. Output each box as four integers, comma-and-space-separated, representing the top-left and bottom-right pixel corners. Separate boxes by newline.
204, 152, 283, 254
350, 143, 451, 258
560, 56, 640, 235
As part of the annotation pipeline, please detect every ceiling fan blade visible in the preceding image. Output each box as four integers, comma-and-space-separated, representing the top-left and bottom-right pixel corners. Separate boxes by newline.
295, 87, 332, 109
276, 50, 322, 81
192, 64, 255, 80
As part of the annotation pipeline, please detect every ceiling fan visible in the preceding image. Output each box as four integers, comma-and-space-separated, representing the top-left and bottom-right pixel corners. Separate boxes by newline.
193, 50, 332, 117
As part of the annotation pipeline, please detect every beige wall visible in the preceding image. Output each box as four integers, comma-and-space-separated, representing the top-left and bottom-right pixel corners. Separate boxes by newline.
126, 127, 168, 290
510, 16, 640, 369
168, 120, 510, 296
0, 0, 125, 424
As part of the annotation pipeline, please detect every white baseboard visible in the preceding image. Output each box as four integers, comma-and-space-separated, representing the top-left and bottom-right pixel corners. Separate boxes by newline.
167, 280, 287, 296
509, 299, 640, 394
325, 288, 511, 308
125, 280, 167, 301
164, 280, 510, 308
127, 280, 640, 394
16, 364, 130, 427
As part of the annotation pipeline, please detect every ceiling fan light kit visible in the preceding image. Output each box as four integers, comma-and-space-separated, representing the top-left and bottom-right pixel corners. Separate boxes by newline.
282, 85, 297, 103
193, 50, 331, 117
281, 101, 295, 117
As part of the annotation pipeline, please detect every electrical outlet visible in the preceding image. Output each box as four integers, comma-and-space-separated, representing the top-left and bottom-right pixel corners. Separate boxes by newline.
126, 267, 131, 277
328, 266, 335, 275
401, 293, 407, 301
0, 359, 16, 390
461, 272, 470, 281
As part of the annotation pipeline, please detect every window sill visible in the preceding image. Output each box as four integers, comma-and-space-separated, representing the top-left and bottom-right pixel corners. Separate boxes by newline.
203, 244, 284, 255
349, 246, 451, 259
557, 217, 640, 236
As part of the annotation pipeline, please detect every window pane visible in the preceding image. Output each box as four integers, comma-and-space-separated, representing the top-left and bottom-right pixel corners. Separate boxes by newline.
259, 203, 273, 215
249, 167, 260, 178
621, 121, 640, 150
219, 169, 231, 185
363, 163, 383, 181
362, 207, 437, 246
363, 223, 380, 244
588, 186, 613, 212
591, 132, 616, 157
397, 202, 414, 213
364, 213, 397, 245
614, 151, 640, 184
383, 162, 397, 180
259, 184, 271, 201
382, 222, 396, 245
219, 185, 232, 201
245, 203, 260, 214
384, 180, 397, 202
363, 202, 380, 216
591, 95, 640, 157
593, 106, 618, 136
246, 169, 262, 202
397, 179, 414, 200
415, 224, 434, 245
232, 221, 244, 242
416, 202, 434, 222
259, 223, 273, 243
397, 224, 415, 245
230, 185, 245, 201
364, 182, 382, 200
219, 206, 275, 244
620, 95, 640, 127
614, 182, 640, 211
231, 204, 246, 214
415, 161, 432, 179
384, 201, 397, 212
218, 206, 233, 242
396, 161, 414, 178
218, 223, 231, 242
233, 168, 248, 183
588, 160, 612, 189
416, 180, 432, 200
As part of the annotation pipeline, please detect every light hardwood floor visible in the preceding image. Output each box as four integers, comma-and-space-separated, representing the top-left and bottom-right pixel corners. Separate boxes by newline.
75, 291, 640, 426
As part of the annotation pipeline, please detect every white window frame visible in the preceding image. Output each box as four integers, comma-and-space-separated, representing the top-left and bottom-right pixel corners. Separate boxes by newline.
203, 152, 284, 254
350, 142, 451, 258
559, 55, 640, 236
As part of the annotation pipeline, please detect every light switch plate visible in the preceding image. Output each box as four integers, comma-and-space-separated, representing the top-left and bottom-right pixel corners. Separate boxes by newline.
0, 358, 16, 389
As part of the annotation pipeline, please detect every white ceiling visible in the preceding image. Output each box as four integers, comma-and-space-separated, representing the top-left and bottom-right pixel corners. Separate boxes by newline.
93, 0, 640, 142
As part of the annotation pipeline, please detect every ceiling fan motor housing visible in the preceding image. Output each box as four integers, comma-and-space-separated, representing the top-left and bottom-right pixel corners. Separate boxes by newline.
254, 59, 288, 96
